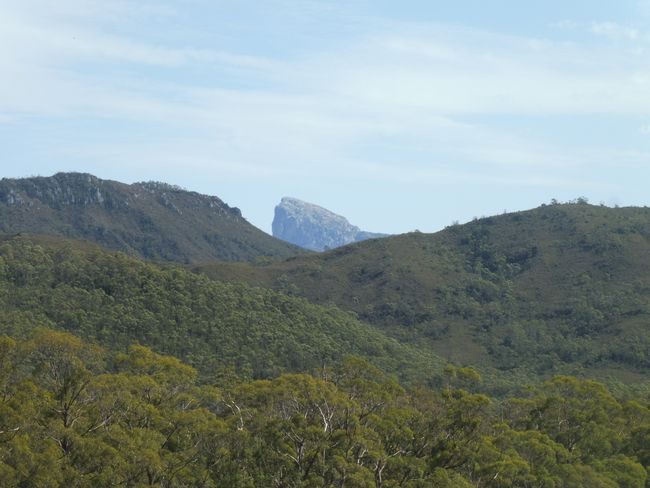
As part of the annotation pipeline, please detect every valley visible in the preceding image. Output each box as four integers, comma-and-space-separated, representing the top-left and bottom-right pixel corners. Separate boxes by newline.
0, 173, 649, 486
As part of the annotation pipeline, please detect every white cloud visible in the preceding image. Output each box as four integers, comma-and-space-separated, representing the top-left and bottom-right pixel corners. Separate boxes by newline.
2, 0, 650, 199
590, 22, 644, 41
318, 29, 650, 116
550, 20, 580, 30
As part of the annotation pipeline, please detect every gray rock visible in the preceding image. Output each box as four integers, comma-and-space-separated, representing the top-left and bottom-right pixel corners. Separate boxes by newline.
0, 173, 302, 263
272, 197, 387, 251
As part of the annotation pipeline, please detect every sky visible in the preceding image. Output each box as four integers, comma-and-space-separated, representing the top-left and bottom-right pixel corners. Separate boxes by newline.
1, 0, 650, 234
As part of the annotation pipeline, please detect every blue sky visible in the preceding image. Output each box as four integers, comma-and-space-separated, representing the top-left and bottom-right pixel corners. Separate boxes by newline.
2, 0, 650, 234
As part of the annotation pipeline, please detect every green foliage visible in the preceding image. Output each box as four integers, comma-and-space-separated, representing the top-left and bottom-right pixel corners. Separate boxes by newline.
1, 331, 649, 487
0, 235, 442, 384
196, 203, 650, 386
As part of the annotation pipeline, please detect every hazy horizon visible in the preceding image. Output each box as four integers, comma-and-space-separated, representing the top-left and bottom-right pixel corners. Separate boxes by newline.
2, 0, 650, 234
0, 170, 638, 238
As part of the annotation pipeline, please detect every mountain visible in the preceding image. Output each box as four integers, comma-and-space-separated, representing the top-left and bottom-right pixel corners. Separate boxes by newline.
272, 196, 387, 251
195, 202, 650, 384
0, 234, 443, 383
0, 173, 303, 263
3, 206, 650, 487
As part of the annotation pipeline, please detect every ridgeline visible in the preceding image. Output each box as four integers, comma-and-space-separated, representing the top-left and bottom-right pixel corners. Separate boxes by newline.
195, 202, 650, 384
0, 173, 303, 263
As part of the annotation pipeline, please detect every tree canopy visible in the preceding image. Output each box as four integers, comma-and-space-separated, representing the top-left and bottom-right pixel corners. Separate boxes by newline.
0, 331, 648, 487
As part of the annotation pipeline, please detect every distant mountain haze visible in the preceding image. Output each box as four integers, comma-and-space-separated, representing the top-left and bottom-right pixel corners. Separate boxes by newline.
0, 172, 303, 263
272, 197, 388, 251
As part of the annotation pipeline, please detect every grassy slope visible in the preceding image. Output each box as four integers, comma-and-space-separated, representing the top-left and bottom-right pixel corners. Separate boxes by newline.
0, 173, 303, 263
193, 203, 650, 384
0, 234, 443, 384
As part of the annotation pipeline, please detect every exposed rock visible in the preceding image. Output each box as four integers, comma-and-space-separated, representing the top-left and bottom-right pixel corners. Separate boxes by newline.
0, 173, 302, 263
272, 197, 387, 251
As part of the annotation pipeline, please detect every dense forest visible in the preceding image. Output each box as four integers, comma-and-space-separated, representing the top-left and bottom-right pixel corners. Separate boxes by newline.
0, 235, 441, 384
195, 202, 650, 384
1, 330, 649, 487
2, 175, 650, 486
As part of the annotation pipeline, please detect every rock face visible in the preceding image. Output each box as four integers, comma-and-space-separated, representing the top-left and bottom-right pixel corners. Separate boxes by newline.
0, 173, 302, 263
272, 197, 387, 251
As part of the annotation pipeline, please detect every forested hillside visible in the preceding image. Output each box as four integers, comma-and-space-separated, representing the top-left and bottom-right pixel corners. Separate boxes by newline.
194, 202, 650, 383
3, 199, 650, 485
0, 331, 648, 487
0, 234, 441, 383
0, 173, 302, 263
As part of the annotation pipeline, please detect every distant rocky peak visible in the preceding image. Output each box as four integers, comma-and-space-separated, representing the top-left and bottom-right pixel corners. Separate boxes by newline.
0, 172, 111, 208
278, 197, 355, 228
272, 197, 387, 251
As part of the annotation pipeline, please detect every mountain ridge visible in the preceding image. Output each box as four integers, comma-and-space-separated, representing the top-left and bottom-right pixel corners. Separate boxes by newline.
195, 202, 650, 384
272, 196, 387, 251
0, 172, 303, 263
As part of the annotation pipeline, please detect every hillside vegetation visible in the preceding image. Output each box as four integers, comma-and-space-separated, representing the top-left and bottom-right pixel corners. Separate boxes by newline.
194, 203, 650, 383
0, 173, 302, 263
2, 191, 650, 486
1, 330, 649, 487
0, 234, 441, 383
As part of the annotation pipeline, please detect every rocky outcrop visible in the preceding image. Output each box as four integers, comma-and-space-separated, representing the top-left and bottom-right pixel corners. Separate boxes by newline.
272, 197, 387, 251
0, 173, 302, 262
